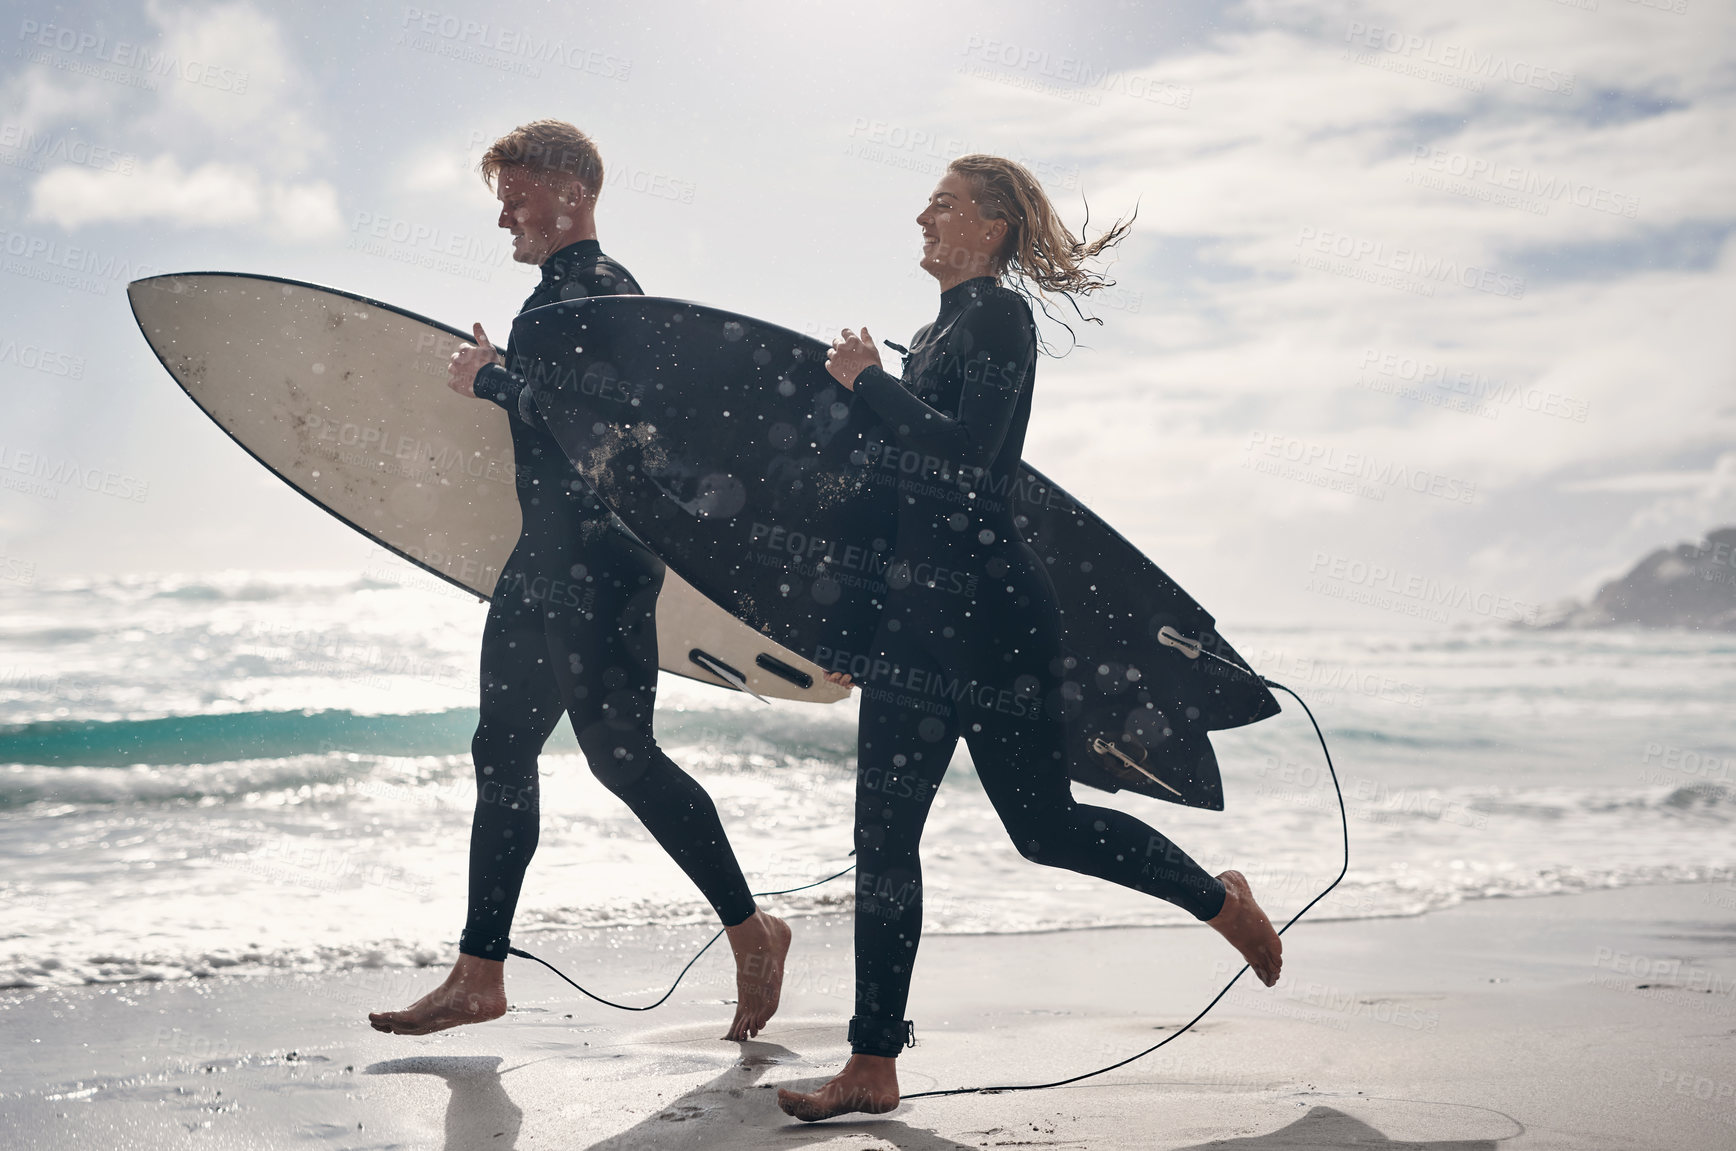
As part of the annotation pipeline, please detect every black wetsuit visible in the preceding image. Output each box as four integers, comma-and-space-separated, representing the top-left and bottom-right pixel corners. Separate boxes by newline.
459, 239, 757, 961
842, 277, 1227, 1057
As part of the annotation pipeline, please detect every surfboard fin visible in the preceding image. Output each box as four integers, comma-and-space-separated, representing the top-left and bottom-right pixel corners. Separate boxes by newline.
689, 648, 770, 704
1090, 737, 1183, 797
754, 653, 814, 690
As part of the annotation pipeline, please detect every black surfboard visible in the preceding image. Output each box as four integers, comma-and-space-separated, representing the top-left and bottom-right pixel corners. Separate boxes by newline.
513, 297, 1279, 810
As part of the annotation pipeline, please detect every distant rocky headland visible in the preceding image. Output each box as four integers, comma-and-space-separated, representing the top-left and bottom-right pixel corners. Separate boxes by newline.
1536, 526, 1736, 631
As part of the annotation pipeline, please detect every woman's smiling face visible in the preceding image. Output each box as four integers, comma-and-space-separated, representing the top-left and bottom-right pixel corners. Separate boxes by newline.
916, 172, 1008, 286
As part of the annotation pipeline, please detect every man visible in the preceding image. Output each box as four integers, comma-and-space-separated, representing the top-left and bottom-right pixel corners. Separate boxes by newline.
369, 120, 789, 1041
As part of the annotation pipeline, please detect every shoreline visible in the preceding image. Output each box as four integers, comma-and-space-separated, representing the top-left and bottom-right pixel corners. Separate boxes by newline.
5, 880, 1735, 1148
6, 868, 1733, 990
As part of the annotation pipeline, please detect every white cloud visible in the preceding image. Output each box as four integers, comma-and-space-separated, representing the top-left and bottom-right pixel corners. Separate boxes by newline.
30, 153, 340, 236
1, 0, 1729, 607
399, 147, 475, 193
8, 3, 339, 239
265, 180, 343, 239
914, 0, 1736, 609
1626, 451, 1736, 534
0, 68, 119, 134
141, 0, 325, 169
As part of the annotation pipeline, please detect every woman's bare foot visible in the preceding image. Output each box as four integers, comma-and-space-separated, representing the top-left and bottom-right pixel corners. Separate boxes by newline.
723, 910, 792, 1040
368, 954, 508, 1034
1208, 870, 1283, 986
777, 1054, 900, 1122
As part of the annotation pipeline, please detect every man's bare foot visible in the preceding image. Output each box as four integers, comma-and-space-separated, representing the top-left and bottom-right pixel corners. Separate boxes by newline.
1209, 870, 1283, 986
368, 954, 508, 1035
723, 910, 791, 1040
777, 1054, 900, 1122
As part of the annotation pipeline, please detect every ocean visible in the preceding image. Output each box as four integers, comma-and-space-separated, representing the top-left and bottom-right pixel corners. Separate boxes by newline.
3, 569, 1733, 989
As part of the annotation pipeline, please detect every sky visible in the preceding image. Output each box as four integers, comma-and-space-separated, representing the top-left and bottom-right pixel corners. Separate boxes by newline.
1, 0, 1732, 629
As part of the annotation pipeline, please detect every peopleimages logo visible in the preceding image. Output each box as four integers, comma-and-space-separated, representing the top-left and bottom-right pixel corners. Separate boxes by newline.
1408, 146, 1639, 219
346, 209, 508, 282
0, 552, 37, 587
1307, 551, 1541, 625
0, 339, 85, 380
0, 227, 165, 297
298, 411, 518, 490
394, 8, 631, 80
843, 118, 1080, 191
1355, 348, 1590, 423
1640, 741, 1734, 785
0, 443, 150, 503
1294, 226, 1526, 300
1343, 21, 1575, 95
17, 19, 250, 93
1244, 431, 1479, 505
350, 211, 510, 266
957, 36, 1193, 108
0, 122, 136, 175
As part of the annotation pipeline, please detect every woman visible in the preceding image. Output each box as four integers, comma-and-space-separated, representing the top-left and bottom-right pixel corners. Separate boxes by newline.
776, 156, 1283, 1122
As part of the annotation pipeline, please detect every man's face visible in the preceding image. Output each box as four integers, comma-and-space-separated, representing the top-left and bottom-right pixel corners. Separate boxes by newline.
495, 166, 589, 265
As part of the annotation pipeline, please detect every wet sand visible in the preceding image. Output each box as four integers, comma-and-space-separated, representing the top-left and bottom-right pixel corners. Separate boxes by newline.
4, 882, 1734, 1149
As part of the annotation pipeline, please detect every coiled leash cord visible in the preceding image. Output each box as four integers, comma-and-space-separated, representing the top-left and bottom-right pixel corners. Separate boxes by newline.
507, 865, 856, 1011
905, 673, 1346, 1098
510, 661, 1346, 1100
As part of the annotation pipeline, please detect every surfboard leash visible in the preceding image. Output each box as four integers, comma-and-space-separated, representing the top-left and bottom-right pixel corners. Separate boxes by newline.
505, 865, 856, 1012
509, 656, 1347, 1102
903, 670, 1347, 1098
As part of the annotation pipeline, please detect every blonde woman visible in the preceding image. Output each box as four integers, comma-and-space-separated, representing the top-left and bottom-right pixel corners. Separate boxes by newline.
777, 156, 1282, 1121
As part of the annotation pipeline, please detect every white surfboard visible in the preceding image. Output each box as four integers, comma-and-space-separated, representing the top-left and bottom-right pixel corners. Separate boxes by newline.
127, 271, 846, 704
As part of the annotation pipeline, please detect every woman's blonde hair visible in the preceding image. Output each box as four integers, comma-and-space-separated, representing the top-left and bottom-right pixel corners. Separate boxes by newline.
947, 154, 1131, 305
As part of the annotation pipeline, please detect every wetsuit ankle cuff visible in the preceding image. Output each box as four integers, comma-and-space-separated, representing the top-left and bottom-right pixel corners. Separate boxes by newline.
848, 1016, 916, 1057
719, 902, 759, 930
459, 932, 511, 963
1196, 875, 1228, 921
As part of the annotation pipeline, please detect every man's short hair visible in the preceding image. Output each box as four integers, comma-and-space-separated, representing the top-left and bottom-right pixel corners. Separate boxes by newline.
479, 120, 604, 198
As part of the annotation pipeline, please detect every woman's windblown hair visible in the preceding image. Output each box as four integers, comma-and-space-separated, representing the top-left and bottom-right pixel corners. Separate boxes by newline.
947, 153, 1132, 300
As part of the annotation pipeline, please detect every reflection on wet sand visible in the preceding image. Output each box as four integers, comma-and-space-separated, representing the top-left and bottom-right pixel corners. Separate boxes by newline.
585, 1040, 977, 1150
1174, 1104, 1503, 1150
366, 1054, 523, 1150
